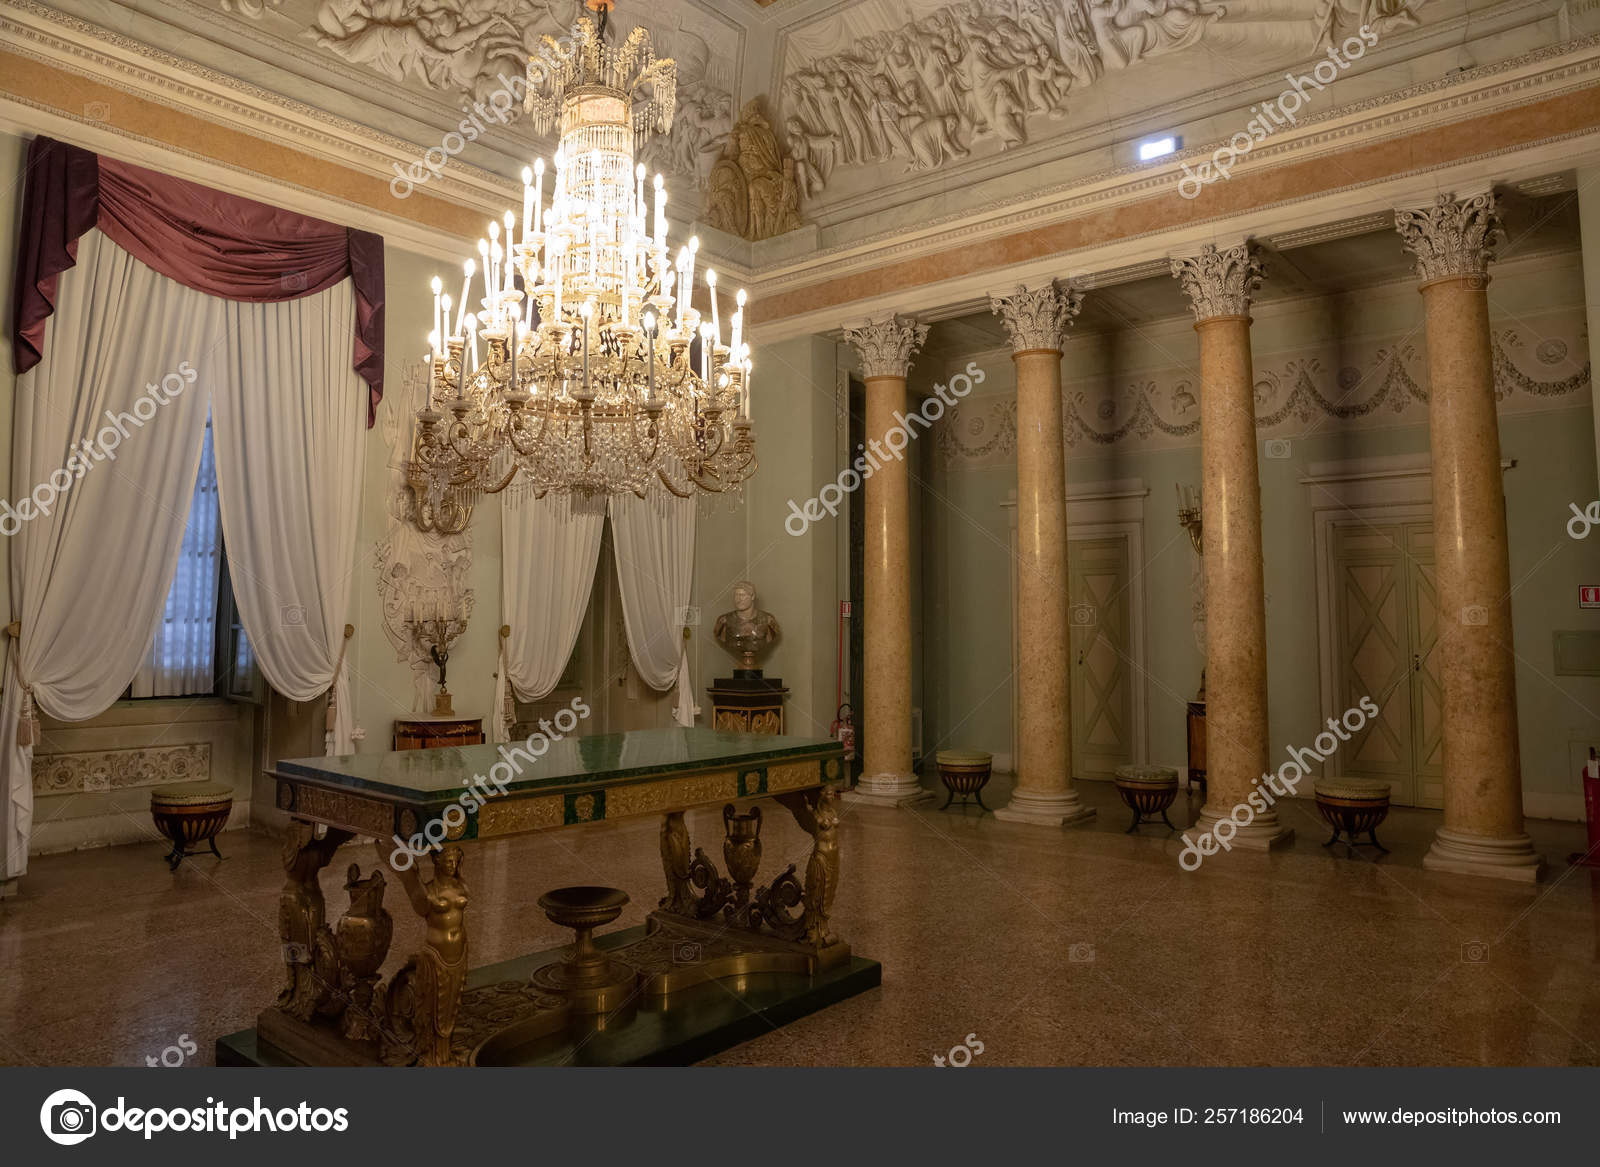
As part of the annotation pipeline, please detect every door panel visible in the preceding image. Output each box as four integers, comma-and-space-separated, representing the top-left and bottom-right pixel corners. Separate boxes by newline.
1069, 535, 1132, 780
1330, 519, 1438, 807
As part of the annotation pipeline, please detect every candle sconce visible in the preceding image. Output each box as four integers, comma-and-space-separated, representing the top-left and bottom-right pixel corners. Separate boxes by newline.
406, 608, 469, 717
1176, 483, 1203, 555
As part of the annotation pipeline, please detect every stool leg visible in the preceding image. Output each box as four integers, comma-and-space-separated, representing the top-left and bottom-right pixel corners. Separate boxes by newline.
209, 836, 224, 860
1322, 828, 1341, 847
167, 845, 183, 872
1369, 828, 1388, 854
1126, 809, 1142, 834
973, 789, 989, 813
1160, 808, 1176, 831
940, 788, 954, 810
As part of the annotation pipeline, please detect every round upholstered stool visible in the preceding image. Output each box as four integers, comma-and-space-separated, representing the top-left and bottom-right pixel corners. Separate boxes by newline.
1314, 778, 1391, 852
530, 886, 637, 1013
936, 750, 993, 812
149, 781, 234, 871
1114, 765, 1179, 833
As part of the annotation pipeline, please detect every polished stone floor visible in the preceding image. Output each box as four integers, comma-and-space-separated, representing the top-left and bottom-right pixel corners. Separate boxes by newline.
2, 773, 1598, 1067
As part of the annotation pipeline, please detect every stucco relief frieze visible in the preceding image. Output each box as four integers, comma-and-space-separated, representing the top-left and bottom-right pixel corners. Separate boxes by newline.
777, 0, 1430, 198
934, 310, 1590, 464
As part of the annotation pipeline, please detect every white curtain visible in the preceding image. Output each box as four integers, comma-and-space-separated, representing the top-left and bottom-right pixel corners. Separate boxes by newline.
2, 231, 216, 878
495, 491, 605, 742
608, 489, 697, 725
132, 421, 221, 697
211, 284, 366, 756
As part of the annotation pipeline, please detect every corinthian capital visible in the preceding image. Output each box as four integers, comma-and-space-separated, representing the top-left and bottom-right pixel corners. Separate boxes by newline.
988, 283, 1083, 354
1394, 192, 1502, 283
843, 315, 928, 379
1171, 243, 1264, 321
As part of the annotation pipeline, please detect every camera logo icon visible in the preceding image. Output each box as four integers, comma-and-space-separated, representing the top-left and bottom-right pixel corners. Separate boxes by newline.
1460, 605, 1488, 626
673, 941, 702, 964
1069, 603, 1097, 628
40, 1088, 97, 1145
1264, 438, 1292, 460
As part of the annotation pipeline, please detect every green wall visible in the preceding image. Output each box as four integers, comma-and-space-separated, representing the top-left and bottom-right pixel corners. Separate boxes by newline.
915, 256, 1600, 817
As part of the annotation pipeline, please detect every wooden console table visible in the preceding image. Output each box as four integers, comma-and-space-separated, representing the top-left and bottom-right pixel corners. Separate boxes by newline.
254, 729, 855, 1067
393, 715, 484, 751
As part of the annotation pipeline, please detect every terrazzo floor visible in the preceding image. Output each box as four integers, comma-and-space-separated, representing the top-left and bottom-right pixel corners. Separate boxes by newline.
2, 773, 1598, 1067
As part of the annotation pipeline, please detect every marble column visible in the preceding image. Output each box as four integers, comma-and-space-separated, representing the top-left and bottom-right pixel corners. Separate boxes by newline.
1171, 243, 1292, 850
988, 284, 1093, 826
842, 316, 933, 807
1396, 193, 1541, 882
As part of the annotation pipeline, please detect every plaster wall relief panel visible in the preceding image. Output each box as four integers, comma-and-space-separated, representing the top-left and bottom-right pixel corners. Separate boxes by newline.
32, 744, 211, 795
774, 0, 1436, 205
934, 306, 1591, 464
374, 365, 477, 713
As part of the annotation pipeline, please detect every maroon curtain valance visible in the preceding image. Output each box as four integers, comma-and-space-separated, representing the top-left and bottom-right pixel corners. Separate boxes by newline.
11, 136, 385, 424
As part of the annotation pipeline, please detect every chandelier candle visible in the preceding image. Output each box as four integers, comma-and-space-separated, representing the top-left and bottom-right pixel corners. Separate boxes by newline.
406, 16, 756, 521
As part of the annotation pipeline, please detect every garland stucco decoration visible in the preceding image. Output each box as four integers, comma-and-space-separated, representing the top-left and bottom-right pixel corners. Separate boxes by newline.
935, 314, 1590, 464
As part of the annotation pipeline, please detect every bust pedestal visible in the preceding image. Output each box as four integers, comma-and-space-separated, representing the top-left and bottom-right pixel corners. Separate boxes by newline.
707, 675, 788, 735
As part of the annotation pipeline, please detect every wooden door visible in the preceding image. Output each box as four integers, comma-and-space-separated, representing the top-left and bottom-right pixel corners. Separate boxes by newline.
1069, 535, 1133, 780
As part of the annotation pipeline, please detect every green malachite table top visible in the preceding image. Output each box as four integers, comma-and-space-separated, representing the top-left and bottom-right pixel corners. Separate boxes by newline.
275, 728, 841, 802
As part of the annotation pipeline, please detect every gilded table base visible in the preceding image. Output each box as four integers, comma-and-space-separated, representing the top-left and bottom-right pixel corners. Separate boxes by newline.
249, 914, 859, 1067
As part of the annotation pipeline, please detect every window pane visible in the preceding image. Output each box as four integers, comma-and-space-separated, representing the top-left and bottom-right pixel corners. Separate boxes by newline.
130, 423, 221, 697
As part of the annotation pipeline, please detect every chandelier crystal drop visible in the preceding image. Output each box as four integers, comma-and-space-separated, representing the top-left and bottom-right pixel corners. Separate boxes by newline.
407, 15, 756, 532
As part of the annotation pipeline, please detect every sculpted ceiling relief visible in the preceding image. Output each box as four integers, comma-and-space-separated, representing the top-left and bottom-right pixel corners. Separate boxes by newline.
779, 0, 1430, 199
212, 0, 738, 186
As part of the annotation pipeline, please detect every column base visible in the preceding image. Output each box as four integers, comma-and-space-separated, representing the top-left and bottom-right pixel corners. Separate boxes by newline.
1424, 827, 1543, 883
844, 773, 935, 808
994, 788, 1095, 828
1194, 807, 1295, 851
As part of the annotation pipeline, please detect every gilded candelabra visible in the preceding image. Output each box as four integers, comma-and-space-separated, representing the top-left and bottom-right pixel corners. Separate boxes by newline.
407, 608, 468, 716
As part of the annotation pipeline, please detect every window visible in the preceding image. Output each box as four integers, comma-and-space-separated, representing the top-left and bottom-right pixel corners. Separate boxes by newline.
126, 421, 258, 700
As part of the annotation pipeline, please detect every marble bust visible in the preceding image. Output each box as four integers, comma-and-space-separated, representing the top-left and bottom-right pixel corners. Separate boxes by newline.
713, 581, 781, 673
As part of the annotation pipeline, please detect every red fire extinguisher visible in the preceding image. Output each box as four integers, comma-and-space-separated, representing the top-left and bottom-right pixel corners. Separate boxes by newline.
831, 703, 855, 761
1575, 748, 1600, 868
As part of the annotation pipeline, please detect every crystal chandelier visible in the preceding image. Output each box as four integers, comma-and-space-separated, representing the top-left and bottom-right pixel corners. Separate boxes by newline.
407, 15, 756, 532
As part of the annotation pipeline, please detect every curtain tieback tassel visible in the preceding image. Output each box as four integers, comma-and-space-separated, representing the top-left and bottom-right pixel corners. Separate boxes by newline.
18, 685, 38, 748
